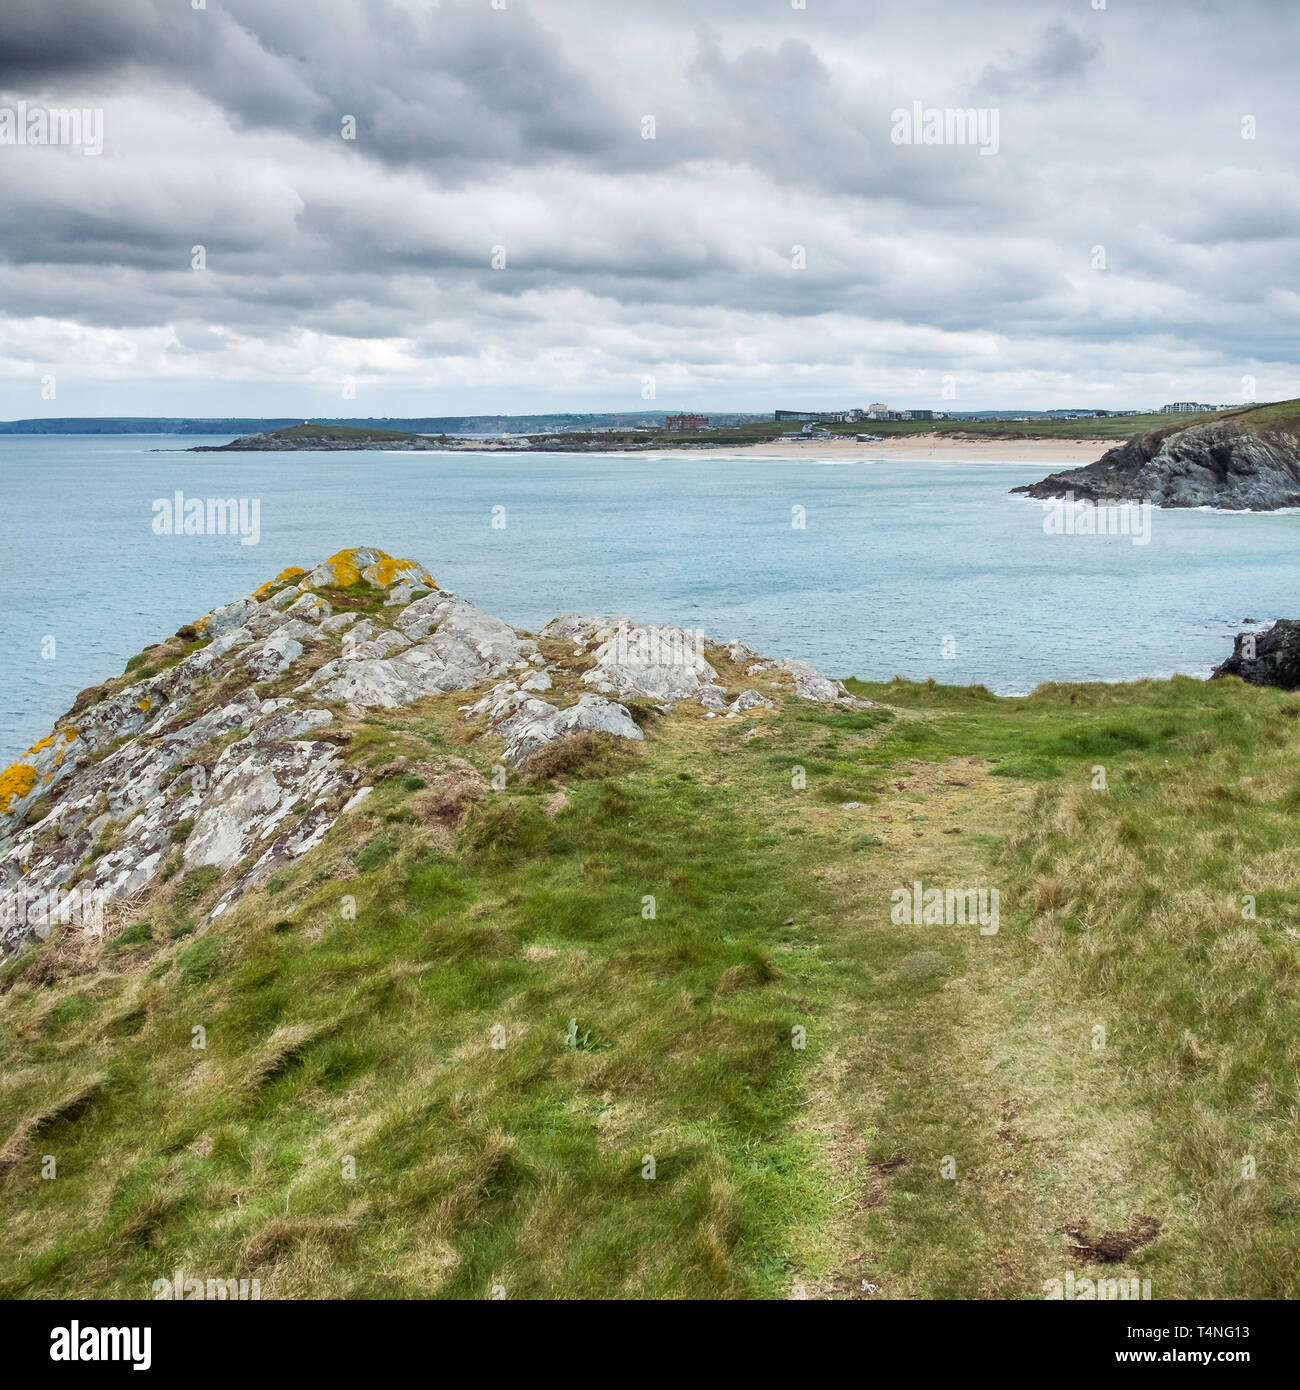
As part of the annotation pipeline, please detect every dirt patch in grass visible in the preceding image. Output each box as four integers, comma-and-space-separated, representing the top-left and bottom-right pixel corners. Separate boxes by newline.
855, 1153, 910, 1212
408, 758, 491, 845
1062, 1215, 1162, 1263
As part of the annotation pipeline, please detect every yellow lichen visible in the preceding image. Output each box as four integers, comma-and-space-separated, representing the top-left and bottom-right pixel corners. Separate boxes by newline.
64, 728, 77, 742
367, 554, 434, 587
322, 549, 363, 587
276, 566, 306, 583
28, 734, 54, 755
0, 762, 37, 811
291, 548, 436, 593
139, 696, 152, 713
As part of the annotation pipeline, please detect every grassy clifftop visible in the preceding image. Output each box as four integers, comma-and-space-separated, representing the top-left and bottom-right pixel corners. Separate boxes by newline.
1216, 397, 1300, 438
2, 666, 1298, 1298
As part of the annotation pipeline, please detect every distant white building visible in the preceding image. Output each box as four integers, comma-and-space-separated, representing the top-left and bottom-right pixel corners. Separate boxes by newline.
1162, 402, 1216, 413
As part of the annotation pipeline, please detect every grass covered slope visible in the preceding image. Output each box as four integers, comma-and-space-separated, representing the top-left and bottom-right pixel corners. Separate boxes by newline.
1, 672, 1298, 1298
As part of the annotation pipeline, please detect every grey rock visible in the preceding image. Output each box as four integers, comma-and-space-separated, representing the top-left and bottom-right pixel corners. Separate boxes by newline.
581, 621, 722, 706
241, 631, 304, 681
746, 659, 869, 707
1211, 619, 1300, 689
199, 597, 260, 637
184, 740, 358, 873
490, 692, 644, 767
341, 619, 410, 658
306, 594, 538, 708
285, 592, 332, 623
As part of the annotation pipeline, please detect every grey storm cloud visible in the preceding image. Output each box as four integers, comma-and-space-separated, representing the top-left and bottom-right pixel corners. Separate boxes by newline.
0, 0, 1297, 414
972, 21, 1100, 99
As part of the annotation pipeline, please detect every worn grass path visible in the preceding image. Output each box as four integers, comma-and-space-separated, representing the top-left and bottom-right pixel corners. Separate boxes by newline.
2, 675, 1297, 1297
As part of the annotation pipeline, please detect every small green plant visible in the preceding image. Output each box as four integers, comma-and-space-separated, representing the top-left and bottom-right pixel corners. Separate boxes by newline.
355, 833, 397, 872
563, 1017, 612, 1052
109, 922, 153, 950
169, 818, 195, 843
175, 865, 220, 905
178, 935, 222, 984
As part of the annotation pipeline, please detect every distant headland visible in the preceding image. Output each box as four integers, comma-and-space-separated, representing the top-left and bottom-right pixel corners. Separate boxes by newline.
1014, 398, 1300, 510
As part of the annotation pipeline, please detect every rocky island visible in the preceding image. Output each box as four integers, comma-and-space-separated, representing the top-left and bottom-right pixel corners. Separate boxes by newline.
1012, 398, 1300, 510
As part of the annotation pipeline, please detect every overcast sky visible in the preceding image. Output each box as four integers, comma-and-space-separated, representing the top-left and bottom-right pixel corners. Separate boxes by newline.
1, 0, 1297, 417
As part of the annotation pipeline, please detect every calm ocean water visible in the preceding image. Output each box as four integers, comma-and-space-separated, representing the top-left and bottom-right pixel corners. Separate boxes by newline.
2, 434, 1297, 762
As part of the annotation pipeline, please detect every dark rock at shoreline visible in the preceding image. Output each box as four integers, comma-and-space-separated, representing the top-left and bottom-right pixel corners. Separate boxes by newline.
1012, 403, 1300, 511
1211, 620, 1300, 689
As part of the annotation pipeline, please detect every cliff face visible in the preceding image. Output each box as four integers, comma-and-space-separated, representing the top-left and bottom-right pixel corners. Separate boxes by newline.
1212, 619, 1300, 689
0, 547, 862, 961
1012, 406, 1300, 510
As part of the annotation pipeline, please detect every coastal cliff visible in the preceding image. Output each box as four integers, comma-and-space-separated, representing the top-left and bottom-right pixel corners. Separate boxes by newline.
1012, 399, 1300, 510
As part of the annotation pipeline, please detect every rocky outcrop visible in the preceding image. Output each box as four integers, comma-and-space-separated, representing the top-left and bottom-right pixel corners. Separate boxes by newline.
0, 546, 867, 962
541, 615, 868, 712
192, 426, 445, 452
1012, 405, 1300, 510
463, 683, 643, 767
1211, 620, 1300, 689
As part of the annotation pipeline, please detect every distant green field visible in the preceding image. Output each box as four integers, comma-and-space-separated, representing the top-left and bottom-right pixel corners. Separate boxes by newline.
269, 423, 428, 443
632, 410, 1227, 449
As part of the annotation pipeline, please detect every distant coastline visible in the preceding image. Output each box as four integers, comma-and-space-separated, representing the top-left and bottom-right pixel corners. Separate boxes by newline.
177, 421, 1111, 464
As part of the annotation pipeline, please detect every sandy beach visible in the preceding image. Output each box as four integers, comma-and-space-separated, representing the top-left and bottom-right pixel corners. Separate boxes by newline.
648, 435, 1110, 464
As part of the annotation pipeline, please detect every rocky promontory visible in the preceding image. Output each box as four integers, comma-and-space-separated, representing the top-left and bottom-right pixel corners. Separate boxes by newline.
1212, 619, 1300, 689
187, 422, 723, 453
191, 424, 447, 451
1012, 400, 1300, 510
0, 547, 865, 961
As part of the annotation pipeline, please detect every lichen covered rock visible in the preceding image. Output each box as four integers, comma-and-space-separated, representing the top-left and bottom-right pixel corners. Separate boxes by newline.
0, 545, 860, 961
